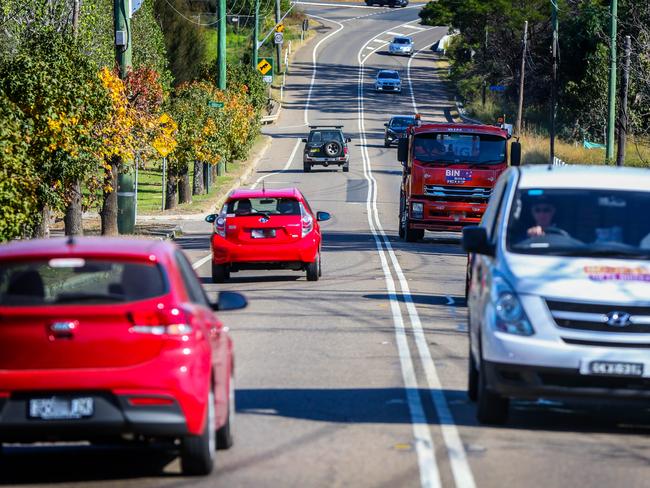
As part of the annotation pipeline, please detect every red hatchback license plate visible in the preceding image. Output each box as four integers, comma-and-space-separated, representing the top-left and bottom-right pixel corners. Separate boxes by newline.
29, 397, 94, 420
251, 229, 276, 239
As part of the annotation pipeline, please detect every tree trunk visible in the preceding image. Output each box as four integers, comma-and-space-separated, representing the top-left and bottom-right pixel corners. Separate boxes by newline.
64, 179, 83, 236
211, 163, 217, 181
35, 206, 50, 239
179, 169, 191, 204
165, 176, 178, 210
193, 161, 204, 195
101, 159, 119, 236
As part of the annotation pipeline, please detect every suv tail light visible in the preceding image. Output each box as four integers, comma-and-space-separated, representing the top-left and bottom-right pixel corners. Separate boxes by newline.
128, 309, 193, 337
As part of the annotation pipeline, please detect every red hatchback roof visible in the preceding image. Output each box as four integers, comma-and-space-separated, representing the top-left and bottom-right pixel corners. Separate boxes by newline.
228, 187, 303, 201
0, 237, 172, 261
413, 122, 508, 138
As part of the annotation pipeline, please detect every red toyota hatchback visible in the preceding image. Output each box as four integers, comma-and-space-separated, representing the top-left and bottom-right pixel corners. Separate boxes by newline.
206, 188, 331, 282
0, 237, 246, 476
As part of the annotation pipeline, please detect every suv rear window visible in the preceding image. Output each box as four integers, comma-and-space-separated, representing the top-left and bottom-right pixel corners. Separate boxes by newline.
308, 130, 343, 144
227, 197, 301, 216
0, 259, 167, 306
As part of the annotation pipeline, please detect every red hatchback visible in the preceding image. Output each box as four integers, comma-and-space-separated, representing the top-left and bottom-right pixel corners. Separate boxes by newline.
0, 237, 246, 476
206, 188, 331, 282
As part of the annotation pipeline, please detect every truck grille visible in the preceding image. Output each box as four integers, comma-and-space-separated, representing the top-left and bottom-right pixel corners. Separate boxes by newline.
423, 185, 492, 202
546, 299, 650, 333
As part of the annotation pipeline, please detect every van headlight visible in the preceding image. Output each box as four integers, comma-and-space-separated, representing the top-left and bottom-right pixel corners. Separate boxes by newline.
493, 278, 534, 336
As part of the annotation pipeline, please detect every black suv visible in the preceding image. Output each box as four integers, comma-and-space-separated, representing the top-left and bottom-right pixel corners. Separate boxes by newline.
302, 126, 351, 172
366, 0, 408, 6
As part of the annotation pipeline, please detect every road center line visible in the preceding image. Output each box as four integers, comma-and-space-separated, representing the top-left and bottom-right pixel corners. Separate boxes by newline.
359, 21, 476, 488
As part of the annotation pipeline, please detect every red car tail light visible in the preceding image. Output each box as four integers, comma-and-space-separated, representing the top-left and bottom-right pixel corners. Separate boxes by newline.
127, 396, 175, 406
215, 214, 227, 237
301, 211, 313, 238
128, 309, 193, 337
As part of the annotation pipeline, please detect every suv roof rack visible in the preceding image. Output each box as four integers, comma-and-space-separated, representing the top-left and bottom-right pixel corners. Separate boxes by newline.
309, 125, 343, 129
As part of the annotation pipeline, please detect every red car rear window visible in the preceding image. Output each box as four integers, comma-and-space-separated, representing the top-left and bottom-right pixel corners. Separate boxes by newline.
227, 198, 301, 216
0, 259, 167, 306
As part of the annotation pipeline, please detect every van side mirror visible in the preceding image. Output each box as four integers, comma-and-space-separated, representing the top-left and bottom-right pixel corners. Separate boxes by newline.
397, 138, 409, 162
510, 141, 521, 167
462, 226, 495, 256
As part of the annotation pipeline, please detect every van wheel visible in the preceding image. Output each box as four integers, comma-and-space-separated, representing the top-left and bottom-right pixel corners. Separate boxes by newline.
476, 357, 509, 424
306, 254, 320, 281
216, 376, 234, 449
212, 263, 229, 283
181, 390, 216, 476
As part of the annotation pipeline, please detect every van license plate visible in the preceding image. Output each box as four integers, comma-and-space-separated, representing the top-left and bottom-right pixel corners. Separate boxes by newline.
29, 397, 94, 420
251, 229, 276, 239
585, 361, 644, 377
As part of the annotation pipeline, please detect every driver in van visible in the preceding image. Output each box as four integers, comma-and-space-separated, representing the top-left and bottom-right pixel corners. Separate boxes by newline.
527, 198, 563, 237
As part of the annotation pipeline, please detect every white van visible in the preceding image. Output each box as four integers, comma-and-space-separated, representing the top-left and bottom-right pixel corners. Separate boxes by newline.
463, 165, 650, 424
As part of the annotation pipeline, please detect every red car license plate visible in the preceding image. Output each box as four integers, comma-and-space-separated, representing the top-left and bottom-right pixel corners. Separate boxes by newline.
29, 397, 94, 420
251, 229, 276, 239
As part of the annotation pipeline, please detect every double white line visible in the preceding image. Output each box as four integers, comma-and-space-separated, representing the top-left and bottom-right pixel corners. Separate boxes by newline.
356, 21, 476, 488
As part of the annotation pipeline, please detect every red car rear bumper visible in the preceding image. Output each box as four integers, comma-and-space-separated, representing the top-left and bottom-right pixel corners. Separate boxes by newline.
211, 233, 319, 265
0, 346, 215, 439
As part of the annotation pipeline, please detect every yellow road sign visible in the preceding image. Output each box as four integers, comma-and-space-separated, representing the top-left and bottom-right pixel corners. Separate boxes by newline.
276, 23, 284, 33
257, 58, 272, 75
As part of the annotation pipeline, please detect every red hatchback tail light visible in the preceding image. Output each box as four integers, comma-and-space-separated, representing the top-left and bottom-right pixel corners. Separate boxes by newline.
300, 206, 313, 238
128, 309, 193, 337
215, 214, 227, 238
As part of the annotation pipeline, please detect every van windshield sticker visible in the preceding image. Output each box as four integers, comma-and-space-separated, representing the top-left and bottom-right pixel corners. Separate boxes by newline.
528, 189, 544, 196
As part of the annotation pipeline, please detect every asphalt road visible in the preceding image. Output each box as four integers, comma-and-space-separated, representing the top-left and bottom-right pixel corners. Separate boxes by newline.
2, 2, 649, 487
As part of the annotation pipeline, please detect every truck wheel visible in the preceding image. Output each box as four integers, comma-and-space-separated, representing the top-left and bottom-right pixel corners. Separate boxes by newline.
404, 221, 424, 242
212, 263, 229, 283
398, 195, 406, 238
476, 357, 509, 424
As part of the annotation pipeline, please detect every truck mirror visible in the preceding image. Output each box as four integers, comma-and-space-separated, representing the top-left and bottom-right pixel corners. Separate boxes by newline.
397, 138, 409, 162
510, 141, 521, 167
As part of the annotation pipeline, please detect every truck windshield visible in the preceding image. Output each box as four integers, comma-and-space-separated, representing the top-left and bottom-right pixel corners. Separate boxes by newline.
413, 133, 506, 164
506, 188, 650, 258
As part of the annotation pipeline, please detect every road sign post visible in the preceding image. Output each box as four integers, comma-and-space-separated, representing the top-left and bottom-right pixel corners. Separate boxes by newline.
257, 57, 274, 83
274, 32, 284, 45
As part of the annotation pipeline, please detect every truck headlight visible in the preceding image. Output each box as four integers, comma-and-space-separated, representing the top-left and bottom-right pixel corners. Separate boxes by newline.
493, 277, 534, 336
411, 202, 423, 219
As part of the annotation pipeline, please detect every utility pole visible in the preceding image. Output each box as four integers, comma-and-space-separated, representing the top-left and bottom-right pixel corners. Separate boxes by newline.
114, 0, 131, 79
616, 35, 631, 167
605, 0, 618, 162
516, 20, 528, 136
252, 0, 259, 70
549, 0, 558, 165
275, 0, 282, 74
217, 0, 227, 90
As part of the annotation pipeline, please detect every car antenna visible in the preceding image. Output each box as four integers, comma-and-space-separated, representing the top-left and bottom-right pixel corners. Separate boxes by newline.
262, 180, 266, 194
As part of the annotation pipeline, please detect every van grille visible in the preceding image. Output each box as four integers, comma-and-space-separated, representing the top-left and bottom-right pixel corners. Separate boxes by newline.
546, 299, 650, 333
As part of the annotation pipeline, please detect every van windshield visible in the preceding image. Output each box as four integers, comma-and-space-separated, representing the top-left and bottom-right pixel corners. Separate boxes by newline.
507, 188, 650, 258
413, 133, 506, 164
0, 260, 167, 306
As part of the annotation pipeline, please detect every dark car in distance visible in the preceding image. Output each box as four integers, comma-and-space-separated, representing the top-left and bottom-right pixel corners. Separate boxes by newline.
302, 125, 351, 172
384, 115, 416, 147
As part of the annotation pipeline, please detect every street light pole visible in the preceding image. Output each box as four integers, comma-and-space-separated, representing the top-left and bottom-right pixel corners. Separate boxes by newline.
217, 0, 227, 90
549, 0, 558, 165
605, 0, 618, 162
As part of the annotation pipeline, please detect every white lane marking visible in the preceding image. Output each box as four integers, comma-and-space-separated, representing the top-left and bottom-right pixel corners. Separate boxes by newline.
296, 1, 386, 9
250, 139, 302, 189
365, 46, 375, 50
386, 31, 406, 36
403, 24, 426, 31
359, 21, 477, 488
357, 21, 441, 488
304, 15, 345, 126
192, 253, 212, 270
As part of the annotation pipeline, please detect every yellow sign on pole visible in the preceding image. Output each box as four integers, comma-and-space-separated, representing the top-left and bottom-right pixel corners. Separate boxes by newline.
257, 58, 272, 75
275, 23, 284, 33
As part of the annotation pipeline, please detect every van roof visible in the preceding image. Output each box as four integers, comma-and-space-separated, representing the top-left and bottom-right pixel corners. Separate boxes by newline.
517, 165, 650, 192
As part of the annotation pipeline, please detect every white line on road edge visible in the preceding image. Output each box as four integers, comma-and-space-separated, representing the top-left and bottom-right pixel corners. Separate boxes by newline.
407, 40, 439, 114
250, 139, 301, 189
357, 20, 440, 488
402, 24, 427, 31
359, 21, 477, 488
304, 15, 345, 126
386, 31, 406, 36
192, 253, 212, 270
